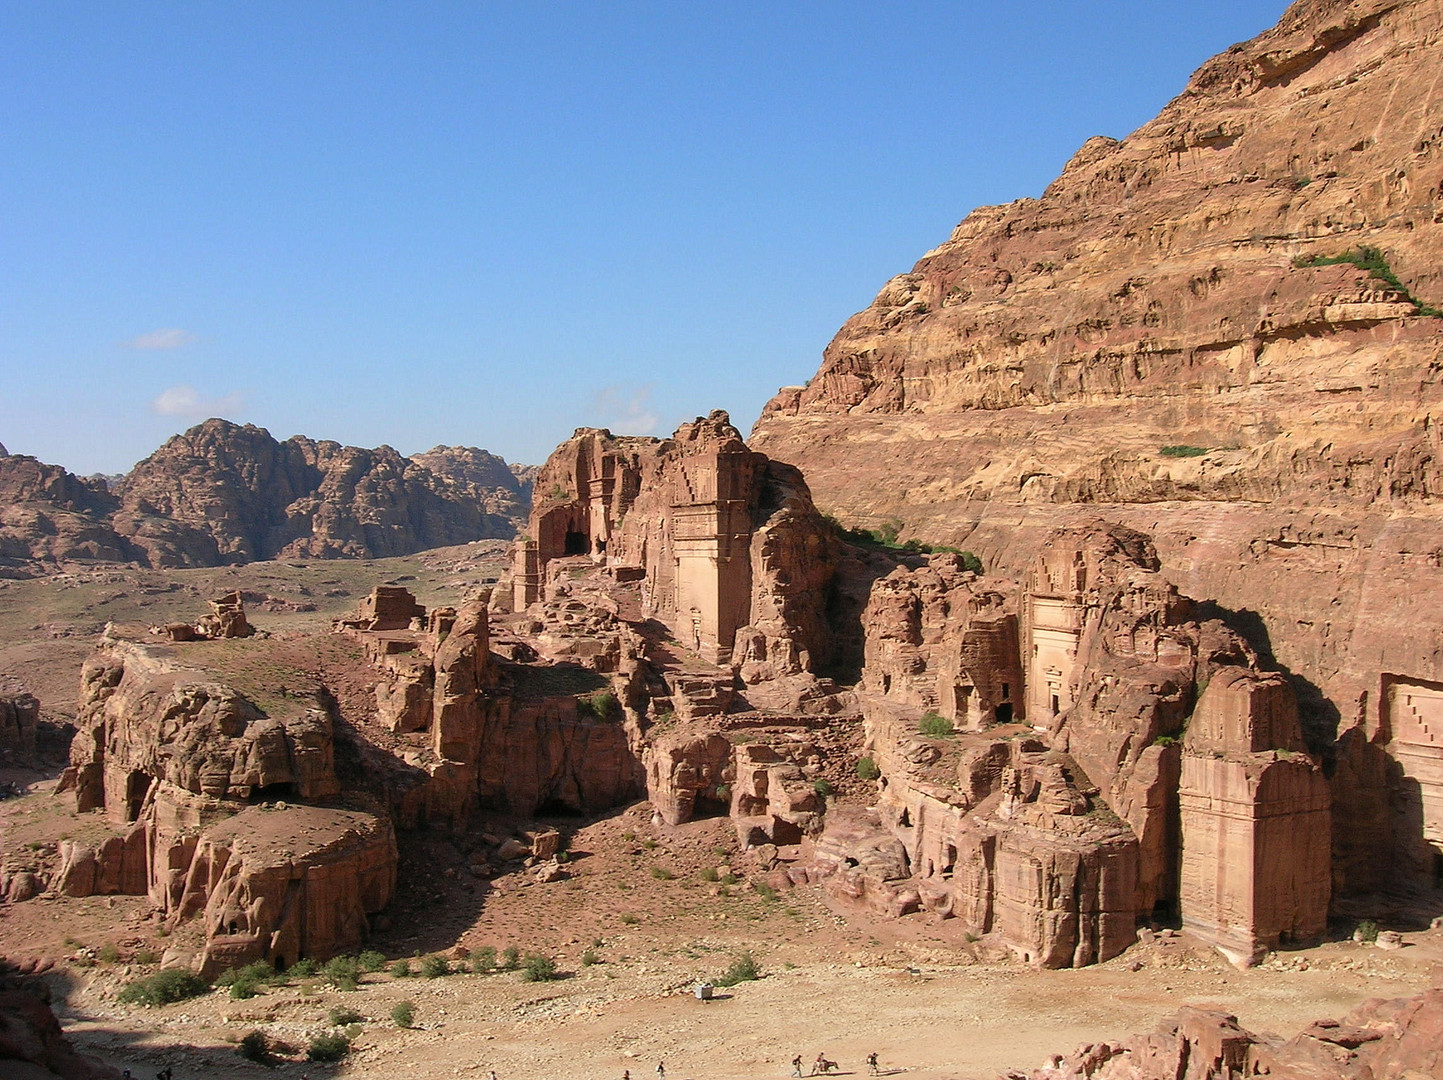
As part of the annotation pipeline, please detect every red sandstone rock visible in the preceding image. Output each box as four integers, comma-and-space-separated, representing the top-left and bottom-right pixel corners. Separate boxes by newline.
0, 692, 39, 763
519, 411, 839, 672
751, 0, 1443, 904
0, 983, 119, 1080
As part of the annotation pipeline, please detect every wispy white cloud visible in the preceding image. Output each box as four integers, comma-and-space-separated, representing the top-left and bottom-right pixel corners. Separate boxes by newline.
592, 384, 660, 435
151, 385, 245, 419
124, 328, 197, 350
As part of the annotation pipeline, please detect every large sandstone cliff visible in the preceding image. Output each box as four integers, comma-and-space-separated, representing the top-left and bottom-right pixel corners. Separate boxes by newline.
751, 0, 1443, 896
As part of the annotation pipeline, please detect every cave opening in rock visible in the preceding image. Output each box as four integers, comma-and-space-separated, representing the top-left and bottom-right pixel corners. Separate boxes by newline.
274, 955, 286, 972
248, 782, 298, 804
564, 529, 588, 556
995, 702, 1013, 724
124, 771, 152, 823
535, 797, 583, 818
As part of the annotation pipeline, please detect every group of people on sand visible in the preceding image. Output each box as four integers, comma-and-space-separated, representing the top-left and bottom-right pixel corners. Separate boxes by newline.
791, 1050, 882, 1075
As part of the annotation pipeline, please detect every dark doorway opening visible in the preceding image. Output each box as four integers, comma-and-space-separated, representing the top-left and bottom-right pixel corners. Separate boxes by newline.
535, 797, 583, 818
249, 782, 299, 804
125, 772, 152, 822
995, 703, 1013, 724
564, 529, 588, 556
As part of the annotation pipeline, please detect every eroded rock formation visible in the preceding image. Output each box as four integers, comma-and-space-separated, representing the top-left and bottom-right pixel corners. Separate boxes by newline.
517, 411, 839, 672
750, 0, 1443, 903
0, 420, 531, 574
1018, 986, 1443, 1080
0, 692, 39, 763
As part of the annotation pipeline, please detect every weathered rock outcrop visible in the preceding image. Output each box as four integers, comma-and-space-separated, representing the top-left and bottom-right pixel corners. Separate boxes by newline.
408, 444, 531, 529
518, 411, 839, 671
750, 0, 1443, 900
179, 804, 396, 978
0, 453, 136, 573
1018, 986, 1443, 1080
842, 521, 1331, 966
0, 968, 119, 1080
115, 419, 521, 566
0, 693, 39, 763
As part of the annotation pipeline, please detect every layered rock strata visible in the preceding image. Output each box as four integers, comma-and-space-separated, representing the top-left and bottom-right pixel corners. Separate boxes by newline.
750, 0, 1443, 901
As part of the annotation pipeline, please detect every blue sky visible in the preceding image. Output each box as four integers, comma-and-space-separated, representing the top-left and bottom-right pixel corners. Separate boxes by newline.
1, 2, 1290, 474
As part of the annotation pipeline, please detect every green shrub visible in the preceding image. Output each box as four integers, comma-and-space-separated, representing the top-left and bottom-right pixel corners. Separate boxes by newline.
641, 837, 657, 850
919, 711, 954, 737
1159, 445, 1209, 458
813, 778, 834, 798
501, 946, 520, 971
306, 1031, 350, 1062
217, 961, 273, 988
391, 1001, 415, 1028
229, 977, 261, 1000
1357, 919, 1380, 943
580, 949, 600, 967
577, 690, 621, 722
134, 949, 160, 966
1153, 735, 1179, 748
720, 872, 738, 886
419, 954, 450, 978
1295, 246, 1443, 317
287, 957, 317, 978
471, 945, 496, 972
328, 1006, 364, 1026
699, 866, 719, 882
520, 953, 560, 982
357, 950, 386, 973
322, 955, 361, 991
238, 1030, 273, 1066
620, 913, 640, 925
651, 866, 674, 880
714, 952, 760, 987
97, 943, 120, 964
856, 756, 881, 781
754, 883, 779, 902
957, 550, 984, 574
389, 959, 412, 978
117, 969, 210, 1007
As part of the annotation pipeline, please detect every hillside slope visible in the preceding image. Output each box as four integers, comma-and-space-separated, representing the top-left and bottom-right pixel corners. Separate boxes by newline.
751, 0, 1443, 723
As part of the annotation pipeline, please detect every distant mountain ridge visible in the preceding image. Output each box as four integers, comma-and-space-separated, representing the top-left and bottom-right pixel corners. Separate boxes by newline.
0, 419, 533, 574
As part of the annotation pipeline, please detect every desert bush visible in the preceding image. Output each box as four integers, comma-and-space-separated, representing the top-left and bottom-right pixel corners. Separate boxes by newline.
855, 756, 880, 781
322, 955, 361, 991
388, 959, 412, 978
620, 913, 640, 925
420, 953, 450, 978
471, 945, 497, 972
714, 952, 760, 987
577, 690, 621, 722
699, 866, 719, 882
134, 949, 160, 966
238, 1030, 273, 1066
812, 777, 834, 797
520, 953, 560, 982
754, 882, 779, 902
327, 1006, 363, 1026
1356, 919, 1380, 943
919, 711, 954, 737
650, 866, 674, 880
580, 949, 600, 967
306, 1031, 350, 1062
97, 943, 120, 964
1159, 445, 1209, 458
391, 1001, 415, 1028
287, 957, 317, 978
117, 969, 210, 1007
501, 946, 520, 971
357, 950, 386, 973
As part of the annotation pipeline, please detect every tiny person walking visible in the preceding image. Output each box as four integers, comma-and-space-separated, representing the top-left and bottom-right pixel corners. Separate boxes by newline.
656, 1062, 666, 1080
792, 1054, 804, 1076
